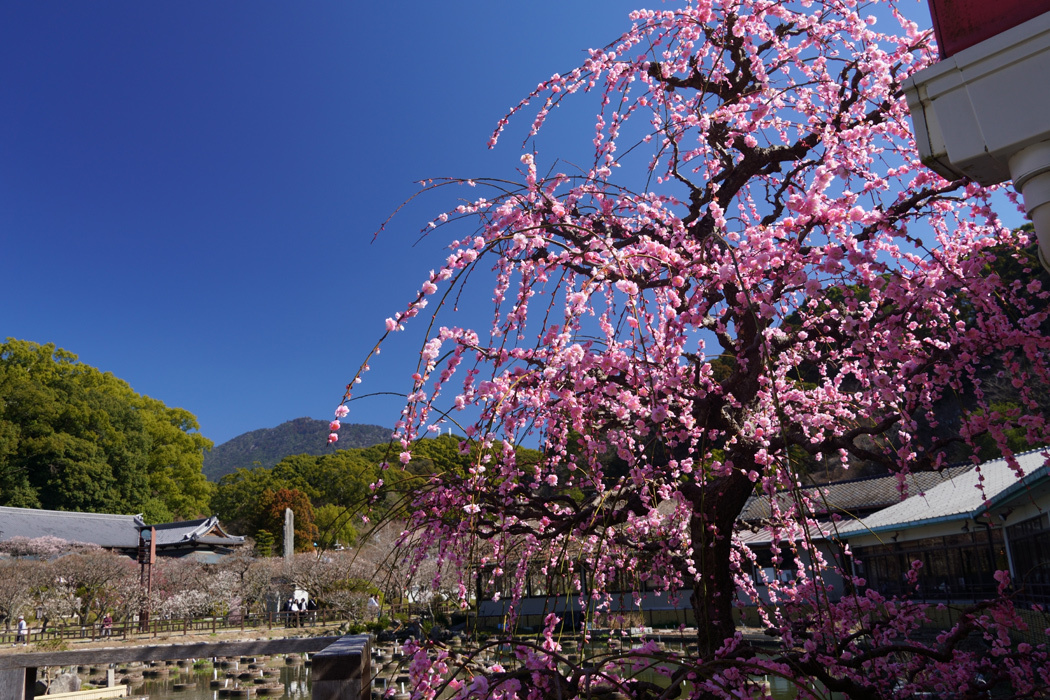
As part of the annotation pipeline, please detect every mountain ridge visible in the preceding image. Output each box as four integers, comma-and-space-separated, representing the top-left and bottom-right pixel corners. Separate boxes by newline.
202, 417, 390, 481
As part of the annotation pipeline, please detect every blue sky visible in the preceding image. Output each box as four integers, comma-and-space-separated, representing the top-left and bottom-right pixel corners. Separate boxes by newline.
0, 1, 1022, 447
1, 1, 654, 445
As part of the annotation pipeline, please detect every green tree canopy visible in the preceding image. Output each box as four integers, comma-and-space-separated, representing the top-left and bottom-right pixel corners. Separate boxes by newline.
212, 449, 380, 542
0, 339, 213, 519
210, 434, 545, 550
313, 503, 358, 551
211, 466, 278, 535
258, 487, 317, 554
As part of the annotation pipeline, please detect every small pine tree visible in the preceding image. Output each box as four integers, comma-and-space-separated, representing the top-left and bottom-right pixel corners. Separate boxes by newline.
253, 530, 275, 558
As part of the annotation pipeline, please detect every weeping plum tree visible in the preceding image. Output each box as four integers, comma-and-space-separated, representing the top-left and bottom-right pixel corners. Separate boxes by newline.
335, 0, 1050, 696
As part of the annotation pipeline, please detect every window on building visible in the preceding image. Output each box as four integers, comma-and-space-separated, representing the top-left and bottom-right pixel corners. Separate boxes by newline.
853, 528, 1005, 601
1007, 513, 1050, 607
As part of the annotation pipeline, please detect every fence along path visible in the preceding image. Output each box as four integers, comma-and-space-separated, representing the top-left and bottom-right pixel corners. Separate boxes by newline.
0, 635, 370, 700
0, 610, 340, 646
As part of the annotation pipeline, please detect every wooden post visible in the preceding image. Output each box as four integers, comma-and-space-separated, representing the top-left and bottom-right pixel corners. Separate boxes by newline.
310, 635, 370, 700
0, 667, 23, 700
0, 668, 28, 700
138, 527, 156, 632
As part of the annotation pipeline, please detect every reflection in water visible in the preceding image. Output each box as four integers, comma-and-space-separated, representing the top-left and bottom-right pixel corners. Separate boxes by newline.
119, 661, 312, 700
485, 642, 816, 700
107, 647, 819, 700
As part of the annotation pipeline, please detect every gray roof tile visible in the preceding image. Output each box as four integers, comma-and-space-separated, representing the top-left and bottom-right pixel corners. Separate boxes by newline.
0, 506, 144, 548
0, 509, 244, 551
836, 448, 1050, 537
738, 466, 973, 522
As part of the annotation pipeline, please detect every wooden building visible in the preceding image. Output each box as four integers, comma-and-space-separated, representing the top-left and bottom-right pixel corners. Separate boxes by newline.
0, 506, 245, 562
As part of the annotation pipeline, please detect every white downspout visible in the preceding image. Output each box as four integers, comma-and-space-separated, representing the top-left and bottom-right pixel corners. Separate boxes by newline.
901, 9, 1050, 273
1009, 140, 1050, 272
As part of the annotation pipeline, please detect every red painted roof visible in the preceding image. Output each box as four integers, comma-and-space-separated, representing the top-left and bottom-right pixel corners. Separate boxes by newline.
929, 0, 1050, 58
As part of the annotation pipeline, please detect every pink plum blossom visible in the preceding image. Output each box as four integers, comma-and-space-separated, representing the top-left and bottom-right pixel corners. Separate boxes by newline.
343, 1, 1050, 698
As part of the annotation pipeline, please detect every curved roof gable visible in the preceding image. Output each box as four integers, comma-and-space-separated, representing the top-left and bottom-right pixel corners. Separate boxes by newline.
151, 516, 245, 546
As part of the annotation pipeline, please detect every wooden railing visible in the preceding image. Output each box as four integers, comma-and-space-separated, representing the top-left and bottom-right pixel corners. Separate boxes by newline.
2, 600, 463, 646
0, 610, 345, 647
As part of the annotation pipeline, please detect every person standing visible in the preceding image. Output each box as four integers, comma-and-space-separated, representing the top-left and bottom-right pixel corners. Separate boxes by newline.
101, 614, 113, 638
15, 616, 27, 645
286, 597, 298, 628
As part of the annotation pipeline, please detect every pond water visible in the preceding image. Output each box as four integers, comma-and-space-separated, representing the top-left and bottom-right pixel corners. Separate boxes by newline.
99, 659, 312, 700
472, 641, 818, 700
91, 647, 813, 700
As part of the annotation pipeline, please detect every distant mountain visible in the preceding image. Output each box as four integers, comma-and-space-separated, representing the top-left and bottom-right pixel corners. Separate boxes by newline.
202, 417, 390, 481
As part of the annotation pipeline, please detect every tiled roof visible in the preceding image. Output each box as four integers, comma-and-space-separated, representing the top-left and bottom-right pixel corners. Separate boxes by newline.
737, 465, 974, 522
836, 448, 1050, 537
152, 517, 244, 546
736, 522, 837, 547
0, 506, 145, 548
154, 517, 210, 544
0, 508, 244, 550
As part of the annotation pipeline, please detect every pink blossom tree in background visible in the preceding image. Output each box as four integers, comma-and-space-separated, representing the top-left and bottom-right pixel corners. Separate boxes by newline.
336, 0, 1050, 696
56, 550, 140, 626
0, 536, 100, 559
0, 559, 38, 629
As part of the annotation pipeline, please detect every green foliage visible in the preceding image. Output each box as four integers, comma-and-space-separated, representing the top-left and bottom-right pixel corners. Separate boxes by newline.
212, 447, 383, 541
209, 433, 553, 549
202, 417, 389, 481
401, 433, 474, 475
35, 637, 68, 651
139, 401, 214, 519
212, 466, 279, 535
0, 339, 213, 518
139, 498, 175, 526
314, 504, 358, 550
258, 487, 317, 553
253, 530, 275, 558
211, 435, 480, 544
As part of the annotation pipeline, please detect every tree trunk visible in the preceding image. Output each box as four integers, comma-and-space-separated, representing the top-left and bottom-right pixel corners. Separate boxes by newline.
688, 470, 754, 657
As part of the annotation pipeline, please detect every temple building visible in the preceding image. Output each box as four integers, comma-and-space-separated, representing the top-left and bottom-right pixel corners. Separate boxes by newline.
836, 448, 1050, 608
0, 506, 245, 563
473, 449, 1050, 628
